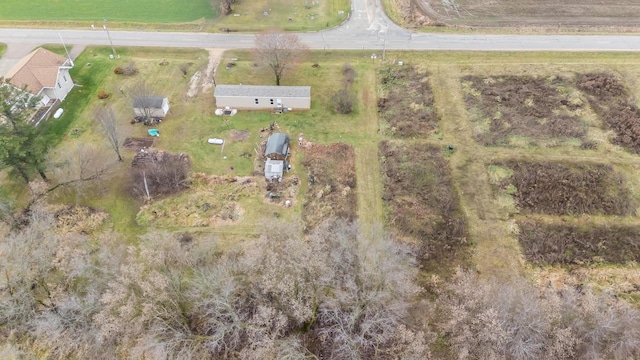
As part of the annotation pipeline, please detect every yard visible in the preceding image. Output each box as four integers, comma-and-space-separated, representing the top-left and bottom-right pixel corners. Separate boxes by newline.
29, 46, 378, 241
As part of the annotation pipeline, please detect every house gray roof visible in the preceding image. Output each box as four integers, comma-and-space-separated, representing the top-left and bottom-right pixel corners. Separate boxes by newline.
214, 85, 310, 98
133, 96, 165, 109
265, 133, 290, 157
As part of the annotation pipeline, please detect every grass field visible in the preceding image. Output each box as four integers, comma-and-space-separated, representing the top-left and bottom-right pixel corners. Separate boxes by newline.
215, 0, 350, 32
0, 0, 215, 23
0, 0, 349, 32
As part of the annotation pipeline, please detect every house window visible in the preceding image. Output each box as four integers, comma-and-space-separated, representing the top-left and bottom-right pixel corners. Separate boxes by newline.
254, 98, 259, 105
57, 82, 62, 89
270, 99, 274, 105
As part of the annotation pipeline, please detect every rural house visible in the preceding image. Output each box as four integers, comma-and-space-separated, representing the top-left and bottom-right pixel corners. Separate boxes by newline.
5, 47, 74, 107
264, 132, 291, 180
133, 96, 170, 118
214, 85, 311, 110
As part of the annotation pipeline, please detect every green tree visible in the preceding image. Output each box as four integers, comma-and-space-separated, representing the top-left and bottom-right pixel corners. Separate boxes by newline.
0, 82, 49, 183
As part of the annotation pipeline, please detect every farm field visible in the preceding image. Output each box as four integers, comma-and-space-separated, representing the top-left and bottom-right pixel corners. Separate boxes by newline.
0, 0, 215, 23
384, 0, 640, 32
0, 0, 350, 32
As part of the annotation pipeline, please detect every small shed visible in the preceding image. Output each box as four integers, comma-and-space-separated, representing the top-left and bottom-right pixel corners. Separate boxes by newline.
214, 85, 311, 110
265, 158, 286, 181
133, 96, 170, 118
265, 133, 290, 160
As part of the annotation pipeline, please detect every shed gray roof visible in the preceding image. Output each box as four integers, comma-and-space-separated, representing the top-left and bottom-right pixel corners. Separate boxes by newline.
214, 85, 310, 98
133, 96, 166, 109
265, 133, 290, 157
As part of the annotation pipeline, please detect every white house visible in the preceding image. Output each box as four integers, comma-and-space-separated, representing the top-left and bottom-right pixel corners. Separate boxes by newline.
214, 85, 311, 110
5, 48, 74, 107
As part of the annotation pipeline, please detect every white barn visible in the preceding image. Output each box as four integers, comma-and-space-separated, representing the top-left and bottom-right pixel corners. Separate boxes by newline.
214, 85, 311, 110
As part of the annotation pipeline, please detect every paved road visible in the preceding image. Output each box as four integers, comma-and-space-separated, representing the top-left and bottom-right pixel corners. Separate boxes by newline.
1, 0, 640, 74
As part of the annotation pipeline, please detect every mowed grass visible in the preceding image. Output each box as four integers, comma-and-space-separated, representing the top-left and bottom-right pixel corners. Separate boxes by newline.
214, 0, 350, 31
43, 47, 377, 240
0, 0, 215, 23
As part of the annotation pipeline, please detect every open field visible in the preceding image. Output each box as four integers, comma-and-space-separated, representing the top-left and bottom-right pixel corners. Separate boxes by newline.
215, 0, 350, 32
0, 0, 349, 31
0, 0, 215, 23
384, 0, 640, 33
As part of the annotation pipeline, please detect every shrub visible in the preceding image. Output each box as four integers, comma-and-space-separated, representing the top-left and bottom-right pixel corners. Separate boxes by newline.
122, 62, 138, 76
97, 90, 109, 99
113, 67, 124, 75
332, 88, 355, 114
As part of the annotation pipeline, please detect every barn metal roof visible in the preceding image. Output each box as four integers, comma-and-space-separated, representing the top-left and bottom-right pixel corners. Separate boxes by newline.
265, 133, 290, 157
214, 85, 310, 98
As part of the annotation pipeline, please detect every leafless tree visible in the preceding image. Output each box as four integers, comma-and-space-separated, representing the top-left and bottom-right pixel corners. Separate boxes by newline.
254, 29, 309, 86
94, 104, 125, 162
129, 81, 157, 122
438, 269, 640, 360
0, 208, 116, 359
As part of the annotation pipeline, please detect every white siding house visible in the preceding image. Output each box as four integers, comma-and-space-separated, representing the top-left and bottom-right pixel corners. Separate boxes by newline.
5, 48, 74, 107
214, 85, 311, 110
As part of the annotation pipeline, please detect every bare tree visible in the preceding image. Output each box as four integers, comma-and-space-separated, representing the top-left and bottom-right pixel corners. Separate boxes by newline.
254, 29, 309, 86
94, 104, 125, 161
438, 270, 640, 360
129, 81, 156, 122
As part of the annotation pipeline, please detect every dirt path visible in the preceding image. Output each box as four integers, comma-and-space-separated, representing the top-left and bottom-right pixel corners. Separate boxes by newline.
429, 64, 524, 278
187, 48, 226, 98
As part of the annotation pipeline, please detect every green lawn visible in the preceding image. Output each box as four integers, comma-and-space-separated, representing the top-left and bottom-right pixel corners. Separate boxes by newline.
0, 0, 215, 23
0, 43, 6, 57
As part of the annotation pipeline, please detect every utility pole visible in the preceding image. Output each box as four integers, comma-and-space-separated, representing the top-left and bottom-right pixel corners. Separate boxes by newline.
103, 18, 117, 59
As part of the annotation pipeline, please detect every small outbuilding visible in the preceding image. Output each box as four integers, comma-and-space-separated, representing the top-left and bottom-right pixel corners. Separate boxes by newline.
214, 85, 311, 110
133, 96, 170, 118
265, 132, 290, 160
264, 132, 291, 181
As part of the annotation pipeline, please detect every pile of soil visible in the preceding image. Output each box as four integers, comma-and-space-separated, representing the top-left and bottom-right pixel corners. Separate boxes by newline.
463, 75, 586, 146
496, 160, 632, 216
377, 65, 439, 137
577, 73, 640, 153
301, 143, 356, 231
518, 219, 640, 265
123, 137, 154, 149
380, 141, 468, 268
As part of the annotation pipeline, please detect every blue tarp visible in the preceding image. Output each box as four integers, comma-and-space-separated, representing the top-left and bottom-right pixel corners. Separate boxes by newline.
148, 129, 159, 137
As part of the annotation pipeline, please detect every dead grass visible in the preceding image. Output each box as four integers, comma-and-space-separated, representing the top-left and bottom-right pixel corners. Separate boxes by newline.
462, 75, 588, 147
494, 160, 633, 216
518, 218, 640, 265
380, 140, 469, 270
301, 143, 356, 231
578, 73, 640, 154
377, 65, 439, 138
